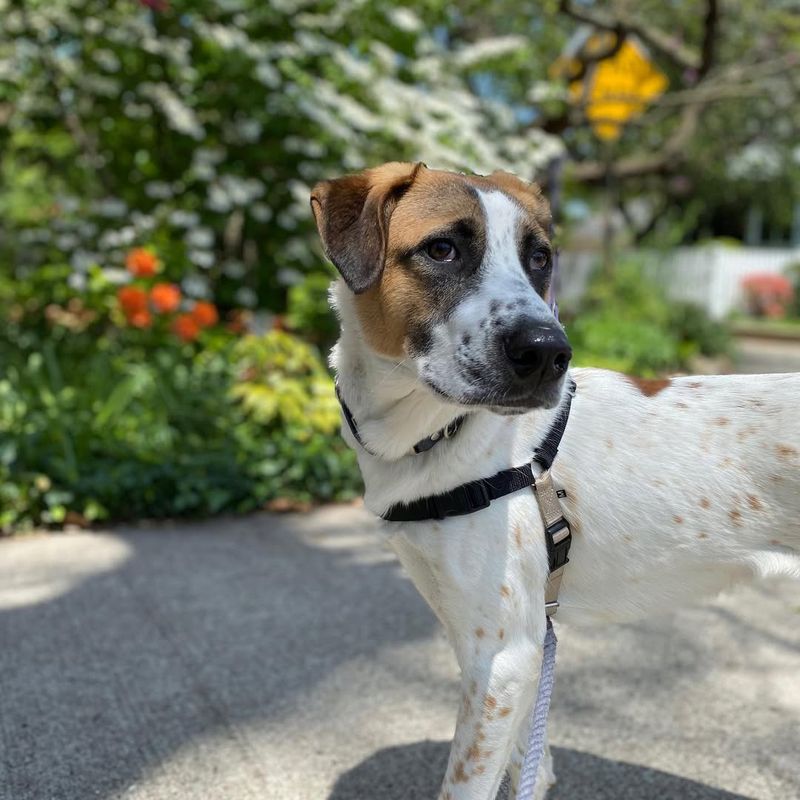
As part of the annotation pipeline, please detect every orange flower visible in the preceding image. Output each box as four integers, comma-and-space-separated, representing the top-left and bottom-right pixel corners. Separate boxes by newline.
117, 285, 148, 314
125, 248, 161, 277
127, 309, 153, 328
172, 313, 200, 342
190, 301, 219, 328
149, 282, 181, 313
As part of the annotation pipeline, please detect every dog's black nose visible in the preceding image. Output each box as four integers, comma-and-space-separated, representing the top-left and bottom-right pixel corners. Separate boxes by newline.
503, 324, 572, 380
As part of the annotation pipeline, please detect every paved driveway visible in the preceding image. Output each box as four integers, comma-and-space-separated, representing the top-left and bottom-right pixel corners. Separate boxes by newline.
734, 335, 800, 374
1, 508, 798, 800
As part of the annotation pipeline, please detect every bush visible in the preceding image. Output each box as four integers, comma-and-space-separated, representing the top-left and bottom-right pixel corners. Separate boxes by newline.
286, 271, 339, 348
740, 273, 794, 319
0, 266, 360, 533
565, 258, 730, 375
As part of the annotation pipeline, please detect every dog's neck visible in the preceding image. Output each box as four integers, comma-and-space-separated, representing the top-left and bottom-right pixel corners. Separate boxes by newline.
330, 285, 472, 462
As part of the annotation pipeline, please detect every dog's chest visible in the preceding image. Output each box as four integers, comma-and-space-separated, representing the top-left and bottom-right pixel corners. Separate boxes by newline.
381, 492, 552, 657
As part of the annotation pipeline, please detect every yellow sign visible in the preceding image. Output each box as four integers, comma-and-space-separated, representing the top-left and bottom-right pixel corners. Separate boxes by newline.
555, 34, 669, 141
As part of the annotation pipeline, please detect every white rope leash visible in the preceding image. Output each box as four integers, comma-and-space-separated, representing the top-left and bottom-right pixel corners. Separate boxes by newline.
515, 617, 558, 800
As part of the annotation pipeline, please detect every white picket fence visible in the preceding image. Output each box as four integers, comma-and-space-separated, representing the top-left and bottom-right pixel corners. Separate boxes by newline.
559, 245, 800, 319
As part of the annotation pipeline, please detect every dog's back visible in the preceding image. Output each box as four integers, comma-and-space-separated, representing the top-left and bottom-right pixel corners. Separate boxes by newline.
563, 369, 800, 580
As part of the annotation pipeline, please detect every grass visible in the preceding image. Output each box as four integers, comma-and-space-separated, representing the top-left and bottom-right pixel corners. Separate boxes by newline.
731, 317, 800, 340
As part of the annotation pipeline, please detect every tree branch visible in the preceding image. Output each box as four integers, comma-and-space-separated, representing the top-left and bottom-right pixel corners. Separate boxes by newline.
571, 102, 702, 183
698, 0, 720, 78
567, 28, 626, 82
558, 0, 701, 73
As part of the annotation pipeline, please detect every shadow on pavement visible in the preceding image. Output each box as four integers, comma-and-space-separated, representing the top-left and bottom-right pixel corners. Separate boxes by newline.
327, 740, 755, 800
0, 514, 440, 800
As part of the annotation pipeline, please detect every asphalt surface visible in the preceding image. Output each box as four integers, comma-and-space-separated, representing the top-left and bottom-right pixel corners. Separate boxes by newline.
1, 507, 798, 800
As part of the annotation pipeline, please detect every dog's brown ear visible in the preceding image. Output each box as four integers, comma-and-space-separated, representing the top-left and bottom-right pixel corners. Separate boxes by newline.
310, 162, 423, 294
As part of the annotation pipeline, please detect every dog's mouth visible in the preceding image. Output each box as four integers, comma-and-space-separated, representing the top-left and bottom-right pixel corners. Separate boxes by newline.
423, 374, 566, 413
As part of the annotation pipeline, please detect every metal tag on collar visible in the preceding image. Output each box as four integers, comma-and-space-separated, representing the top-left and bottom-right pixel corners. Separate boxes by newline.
443, 418, 461, 439
413, 416, 463, 453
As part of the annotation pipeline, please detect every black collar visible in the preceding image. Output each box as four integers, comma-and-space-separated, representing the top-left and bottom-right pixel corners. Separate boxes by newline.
335, 385, 467, 457
381, 378, 576, 522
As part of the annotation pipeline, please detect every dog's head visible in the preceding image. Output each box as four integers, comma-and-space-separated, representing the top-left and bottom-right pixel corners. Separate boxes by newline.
311, 162, 571, 412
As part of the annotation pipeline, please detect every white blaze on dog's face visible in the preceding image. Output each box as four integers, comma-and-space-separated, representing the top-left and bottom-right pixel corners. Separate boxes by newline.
311, 162, 572, 412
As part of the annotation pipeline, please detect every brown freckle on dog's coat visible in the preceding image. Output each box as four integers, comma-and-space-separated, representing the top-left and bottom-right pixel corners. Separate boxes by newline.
700, 497, 711, 509
714, 417, 730, 426
498, 628, 505, 640
629, 377, 671, 397
697, 532, 709, 539
688, 381, 703, 389
484, 695, 497, 711
777, 444, 798, 459
453, 761, 469, 783
475, 627, 485, 639
466, 744, 481, 761
746, 494, 764, 511
474, 765, 486, 776
770, 539, 783, 546
729, 509, 743, 526
514, 525, 522, 548
675, 402, 689, 409
737, 426, 757, 442
673, 515, 684, 524
499, 706, 512, 717
500, 585, 511, 598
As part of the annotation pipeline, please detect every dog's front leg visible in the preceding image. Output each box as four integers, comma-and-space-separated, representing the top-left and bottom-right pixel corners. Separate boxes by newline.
438, 623, 546, 800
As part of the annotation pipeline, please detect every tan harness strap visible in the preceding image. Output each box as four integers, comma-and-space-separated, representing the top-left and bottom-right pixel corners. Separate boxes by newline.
532, 468, 571, 616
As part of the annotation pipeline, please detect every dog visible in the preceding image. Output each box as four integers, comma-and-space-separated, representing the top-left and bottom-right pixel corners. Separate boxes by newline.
310, 162, 800, 799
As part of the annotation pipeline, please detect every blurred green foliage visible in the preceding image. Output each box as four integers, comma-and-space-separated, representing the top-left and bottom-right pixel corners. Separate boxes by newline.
0, 268, 360, 533
788, 262, 800, 318
286, 271, 339, 349
566, 258, 731, 375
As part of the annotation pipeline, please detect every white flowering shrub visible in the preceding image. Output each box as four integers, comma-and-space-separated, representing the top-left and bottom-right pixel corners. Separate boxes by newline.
0, 0, 562, 311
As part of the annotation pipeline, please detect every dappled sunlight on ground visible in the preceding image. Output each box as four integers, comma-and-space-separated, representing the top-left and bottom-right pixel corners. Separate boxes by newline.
0, 533, 132, 611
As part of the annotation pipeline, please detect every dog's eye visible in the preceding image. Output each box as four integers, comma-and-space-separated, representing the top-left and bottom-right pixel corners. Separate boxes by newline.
425, 239, 458, 263
529, 249, 550, 271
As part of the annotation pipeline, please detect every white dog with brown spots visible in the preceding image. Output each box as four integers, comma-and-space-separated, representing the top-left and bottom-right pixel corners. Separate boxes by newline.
310, 162, 800, 800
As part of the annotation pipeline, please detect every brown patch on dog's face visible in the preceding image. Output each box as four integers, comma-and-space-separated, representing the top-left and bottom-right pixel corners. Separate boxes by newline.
353, 170, 488, 357
353, 168, 551, 358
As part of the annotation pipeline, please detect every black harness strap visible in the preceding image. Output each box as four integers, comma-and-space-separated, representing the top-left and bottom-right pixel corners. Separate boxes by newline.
382, 379, 576, 522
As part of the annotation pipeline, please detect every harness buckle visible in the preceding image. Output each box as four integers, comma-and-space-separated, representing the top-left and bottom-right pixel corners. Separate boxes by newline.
545, 518, 572, 572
